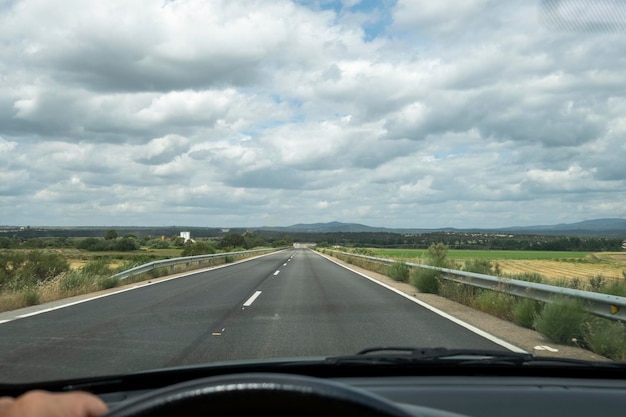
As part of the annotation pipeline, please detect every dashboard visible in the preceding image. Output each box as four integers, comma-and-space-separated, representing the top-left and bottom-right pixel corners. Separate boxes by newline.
91, 371, 626, 417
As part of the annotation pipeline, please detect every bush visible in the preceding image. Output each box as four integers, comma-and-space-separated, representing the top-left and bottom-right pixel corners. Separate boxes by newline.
599, 281, 626, 297
513, 298, 542, 329
114, 237, 140, 251
96, 276, 119, 290
25, 251, 70, 283
438, 280, 476, 305
508, 272, 544, 283
474, 291, 515, 320
181, 241, 216, 257
464, 259, 493, 275
59, 271, 89, 294
81, 259, 113, 277
77, 238, 111, 251
149, 267, 170, 278
534, 297, 589, 345
588, 275, 605, 291
584, 318, 626, 360
77, 237, 139, 252
353, 247, 375, 256
387, 262, 410, 282
148, 239, 171, 249
0, 251, 70, 290
22, 287, 41, 306
411, 268, 440, 293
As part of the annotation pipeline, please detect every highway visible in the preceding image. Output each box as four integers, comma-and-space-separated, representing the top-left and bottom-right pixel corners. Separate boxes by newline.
0, 249, 510, 382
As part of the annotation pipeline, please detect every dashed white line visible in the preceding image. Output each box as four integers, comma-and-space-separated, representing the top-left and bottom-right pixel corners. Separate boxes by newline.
273, 270, 280, 276
243, 291, 262, 307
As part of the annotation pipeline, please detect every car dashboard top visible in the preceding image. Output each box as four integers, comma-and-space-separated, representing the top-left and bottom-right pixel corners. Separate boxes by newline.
96, 373, 626, 417
4, 354, 625, 417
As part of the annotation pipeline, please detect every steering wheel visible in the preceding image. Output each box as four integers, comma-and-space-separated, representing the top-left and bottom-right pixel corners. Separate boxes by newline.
102, 372, 414, 417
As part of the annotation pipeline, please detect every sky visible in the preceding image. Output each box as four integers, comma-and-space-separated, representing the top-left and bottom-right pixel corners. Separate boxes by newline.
1, 0, 625, 229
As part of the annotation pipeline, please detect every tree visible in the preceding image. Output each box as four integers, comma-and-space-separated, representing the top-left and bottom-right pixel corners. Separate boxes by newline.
243, 233, 267, 249
219, 233, 246, 249
114, 237, 140, 251
428, 242, 449, 267
181, 241, 216, 256
105, 229, 118, 240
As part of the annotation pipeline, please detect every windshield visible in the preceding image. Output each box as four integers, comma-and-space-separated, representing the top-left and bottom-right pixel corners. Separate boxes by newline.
1, 0, 625, 383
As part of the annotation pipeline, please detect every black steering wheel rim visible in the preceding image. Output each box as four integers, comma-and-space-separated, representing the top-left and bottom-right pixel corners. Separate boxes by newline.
103, 372, 414, 417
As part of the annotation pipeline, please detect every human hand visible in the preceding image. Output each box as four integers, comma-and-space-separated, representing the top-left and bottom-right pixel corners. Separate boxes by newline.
0, 390, 108, 417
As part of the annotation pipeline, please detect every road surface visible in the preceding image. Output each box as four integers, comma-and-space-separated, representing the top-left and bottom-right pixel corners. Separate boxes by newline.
0, 249, 508, 382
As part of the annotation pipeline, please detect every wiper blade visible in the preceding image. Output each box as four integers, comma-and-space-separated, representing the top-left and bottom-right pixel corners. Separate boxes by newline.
325, 347, 620, 367
326, 347, 533, 366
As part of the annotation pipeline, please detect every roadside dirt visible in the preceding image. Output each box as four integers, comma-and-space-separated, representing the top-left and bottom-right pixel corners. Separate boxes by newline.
318, 252, 611, 362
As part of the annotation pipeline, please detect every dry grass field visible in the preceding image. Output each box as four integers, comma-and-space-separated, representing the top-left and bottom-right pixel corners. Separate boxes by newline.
495, 258, 625, 282
369, 248, 626, 284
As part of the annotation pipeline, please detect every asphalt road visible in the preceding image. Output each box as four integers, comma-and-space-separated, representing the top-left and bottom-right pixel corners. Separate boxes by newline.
0, 249, 508, 382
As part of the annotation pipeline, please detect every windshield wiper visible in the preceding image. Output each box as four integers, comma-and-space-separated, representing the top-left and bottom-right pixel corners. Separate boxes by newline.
325, 347, 620, 367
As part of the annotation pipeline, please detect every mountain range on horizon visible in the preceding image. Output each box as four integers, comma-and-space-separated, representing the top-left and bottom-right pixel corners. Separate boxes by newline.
258, 218, 626, 237
2, 218, 626, 238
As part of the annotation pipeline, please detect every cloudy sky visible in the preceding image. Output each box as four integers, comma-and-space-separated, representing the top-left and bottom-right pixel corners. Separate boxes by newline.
1, 0, 625, 229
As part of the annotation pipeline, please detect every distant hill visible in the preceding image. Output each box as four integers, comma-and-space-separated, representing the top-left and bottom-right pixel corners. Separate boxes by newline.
257, 218, 626, 237
2, 218, 625, 238
280, 221, 393, 233
500, 218, 626, 235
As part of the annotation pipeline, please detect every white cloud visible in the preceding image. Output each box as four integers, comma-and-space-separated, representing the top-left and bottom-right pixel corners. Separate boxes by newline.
392, 0, 490, 32
0, 0, 624, 228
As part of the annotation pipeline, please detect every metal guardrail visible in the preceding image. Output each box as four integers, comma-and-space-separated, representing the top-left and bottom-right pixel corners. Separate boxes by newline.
330, 251, 626, 322
110, 248, 281, 281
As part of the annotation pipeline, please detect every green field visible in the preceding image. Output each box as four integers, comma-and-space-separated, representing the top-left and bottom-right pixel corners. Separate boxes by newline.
369, 249, 591, 261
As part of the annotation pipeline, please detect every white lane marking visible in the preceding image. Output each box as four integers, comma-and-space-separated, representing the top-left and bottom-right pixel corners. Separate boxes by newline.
243, 291, 262, 307
317, 252, 527, 354
212, 327, 227, 336
283, 263, 287, 266
0, 250, 286, 324
274, 270, 280, 276
534, 345, 559, 352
